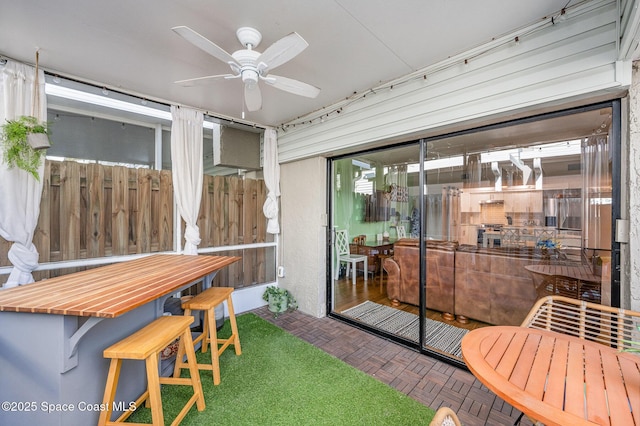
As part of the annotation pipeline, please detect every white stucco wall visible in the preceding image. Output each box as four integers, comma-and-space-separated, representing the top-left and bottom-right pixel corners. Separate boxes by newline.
279, 157, 327, 317
628, 62, 640, 312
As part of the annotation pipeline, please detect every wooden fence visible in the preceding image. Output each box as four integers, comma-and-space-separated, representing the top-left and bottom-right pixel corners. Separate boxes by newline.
0, 160, 272, 287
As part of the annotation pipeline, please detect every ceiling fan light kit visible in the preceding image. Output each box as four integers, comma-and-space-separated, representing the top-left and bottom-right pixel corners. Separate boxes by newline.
172, 25, 320, 112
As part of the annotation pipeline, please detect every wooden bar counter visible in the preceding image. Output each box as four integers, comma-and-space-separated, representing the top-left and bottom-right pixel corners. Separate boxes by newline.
0, 254, 240, 425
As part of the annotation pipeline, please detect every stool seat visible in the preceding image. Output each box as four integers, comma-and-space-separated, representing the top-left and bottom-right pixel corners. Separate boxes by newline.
104, 316, 194, 360
185, 286, 234, 311
174, 286, 241, 385
99, 316, 205, 426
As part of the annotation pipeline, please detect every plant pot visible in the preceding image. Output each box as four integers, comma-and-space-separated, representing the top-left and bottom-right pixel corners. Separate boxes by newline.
27, 133, 50, 150
268, 294, 289, 314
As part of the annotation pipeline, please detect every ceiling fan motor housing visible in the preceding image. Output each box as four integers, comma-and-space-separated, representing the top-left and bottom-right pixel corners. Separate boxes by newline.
232, 49, 261, 88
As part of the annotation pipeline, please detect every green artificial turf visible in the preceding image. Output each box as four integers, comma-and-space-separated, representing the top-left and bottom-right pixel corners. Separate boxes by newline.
127, 313, 435, 425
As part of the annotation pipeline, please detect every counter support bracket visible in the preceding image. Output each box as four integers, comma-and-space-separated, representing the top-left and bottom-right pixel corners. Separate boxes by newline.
63, 316, 104, 373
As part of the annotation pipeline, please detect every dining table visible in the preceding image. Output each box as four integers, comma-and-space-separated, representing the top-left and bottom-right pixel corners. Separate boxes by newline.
461, 325, 640, 426
524, 262, 602, 284
0, 253, 240, 425
525, 262, 603, 302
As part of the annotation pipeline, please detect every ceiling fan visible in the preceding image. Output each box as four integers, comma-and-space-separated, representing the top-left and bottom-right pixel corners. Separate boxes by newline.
172, 26, 320, 112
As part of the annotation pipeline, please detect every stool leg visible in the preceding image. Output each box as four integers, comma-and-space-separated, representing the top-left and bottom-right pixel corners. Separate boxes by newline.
201, 309, 210, 353
182, 327, 206, 411
145, 354, 164, 426
226, 295, 242, 355
172, 312, 188, 379
206, 307, 222, 385
98, 358, 121, 426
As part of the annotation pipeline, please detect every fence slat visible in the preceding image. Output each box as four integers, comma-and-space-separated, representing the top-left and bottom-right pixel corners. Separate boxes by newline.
243, 179, 257, 285
60, 161, 81, 262
86, 163, 105, 258
228, 177, 243, 286
158, 170, 173, 252
136, 169, 152, 253
111, 166, 129, 255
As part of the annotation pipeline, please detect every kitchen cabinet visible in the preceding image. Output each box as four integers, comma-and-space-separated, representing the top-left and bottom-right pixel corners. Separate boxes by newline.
458, 224, 478, 245
461, 191, 483, 212
463, 191, 546, 213
504, 191, 543, 213
469, 193, 490, 211
529, 190, 543, 212
504, 192, 525, 212
460, 191, 472, 212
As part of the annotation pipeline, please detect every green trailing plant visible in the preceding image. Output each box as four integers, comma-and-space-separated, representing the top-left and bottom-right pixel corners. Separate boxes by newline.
262, 286, 297, 318
1, 115, 50, 180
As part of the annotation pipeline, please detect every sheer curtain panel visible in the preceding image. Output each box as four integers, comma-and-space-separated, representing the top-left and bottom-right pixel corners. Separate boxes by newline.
0, 60, 46, 288
170, 106, 203, 255
262, 127, 280, 234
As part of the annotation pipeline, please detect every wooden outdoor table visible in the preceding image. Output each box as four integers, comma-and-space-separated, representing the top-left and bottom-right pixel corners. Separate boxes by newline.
0, 254, 240, 425
461, 325, 640, 426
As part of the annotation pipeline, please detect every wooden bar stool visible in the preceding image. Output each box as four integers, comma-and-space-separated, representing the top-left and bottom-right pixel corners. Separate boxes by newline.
174, 286, 241, 385
98, 316, 205, 426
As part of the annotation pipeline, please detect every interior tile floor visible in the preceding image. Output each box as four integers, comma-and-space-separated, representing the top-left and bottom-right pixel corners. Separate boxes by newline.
252, 305, 534, 426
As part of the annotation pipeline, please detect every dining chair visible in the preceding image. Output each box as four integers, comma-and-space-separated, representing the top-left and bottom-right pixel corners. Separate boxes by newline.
534, 228, 557, 245
535, 274, 580, 300
522, 295, 640, 352
500, 227, 524, 247
335, 230, 368, 285
396, 225, 406, 238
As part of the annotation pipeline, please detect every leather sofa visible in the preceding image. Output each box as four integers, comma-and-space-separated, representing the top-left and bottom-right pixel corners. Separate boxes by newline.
383, 239, 457, 320
454, 246, 542, 325
384, 241, 546, 326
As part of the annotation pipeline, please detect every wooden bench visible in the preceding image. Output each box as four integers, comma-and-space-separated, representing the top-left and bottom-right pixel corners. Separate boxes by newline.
521, 295, 640, 351
98, 316, 205, 426
174, 287, 241, 385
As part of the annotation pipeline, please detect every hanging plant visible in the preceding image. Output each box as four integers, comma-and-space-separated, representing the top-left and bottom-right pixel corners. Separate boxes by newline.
1, 115, 50, 180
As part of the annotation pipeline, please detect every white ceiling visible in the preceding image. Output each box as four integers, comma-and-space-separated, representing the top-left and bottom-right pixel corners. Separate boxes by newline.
1, 0, 571, 127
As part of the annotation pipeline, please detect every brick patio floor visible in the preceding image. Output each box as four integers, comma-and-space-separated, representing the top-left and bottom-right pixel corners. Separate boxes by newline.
252, 306, 534, 426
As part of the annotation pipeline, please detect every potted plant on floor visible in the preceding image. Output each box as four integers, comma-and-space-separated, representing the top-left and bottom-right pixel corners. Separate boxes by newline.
1, 115, 50, 180
262, 286, 297, 318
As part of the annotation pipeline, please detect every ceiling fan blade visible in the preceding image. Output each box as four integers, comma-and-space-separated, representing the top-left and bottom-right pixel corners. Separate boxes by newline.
172, 26, 239, 66
175, 74, 236, 87
263, 75, 320, 98
258, 32, 309, 72
244, 84, 262, 111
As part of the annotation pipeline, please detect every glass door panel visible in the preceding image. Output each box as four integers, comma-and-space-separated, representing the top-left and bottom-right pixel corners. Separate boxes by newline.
420, 105, 616, 361
331, 144, 421, 345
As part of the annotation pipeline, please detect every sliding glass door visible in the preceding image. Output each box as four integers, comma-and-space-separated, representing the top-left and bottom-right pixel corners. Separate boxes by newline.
330, 101, 619, 364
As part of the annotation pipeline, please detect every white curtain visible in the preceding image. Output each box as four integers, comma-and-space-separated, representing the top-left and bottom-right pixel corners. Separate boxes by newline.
0, 60, 47, 288
170, 106, 203, 255
582, 135, 611, 249
262, 127, 280, 234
